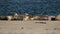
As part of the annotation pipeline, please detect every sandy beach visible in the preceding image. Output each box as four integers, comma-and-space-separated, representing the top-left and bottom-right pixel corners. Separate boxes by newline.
0, 20, 60, 34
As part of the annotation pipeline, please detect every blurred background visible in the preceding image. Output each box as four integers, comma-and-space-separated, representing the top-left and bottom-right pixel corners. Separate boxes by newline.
0, 0, 60, 16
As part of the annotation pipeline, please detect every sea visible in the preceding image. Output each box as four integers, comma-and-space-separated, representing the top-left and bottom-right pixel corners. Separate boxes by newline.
0, 0, 60, 16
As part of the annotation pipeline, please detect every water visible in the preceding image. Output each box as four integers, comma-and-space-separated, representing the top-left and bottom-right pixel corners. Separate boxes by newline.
0, 0, 60, 16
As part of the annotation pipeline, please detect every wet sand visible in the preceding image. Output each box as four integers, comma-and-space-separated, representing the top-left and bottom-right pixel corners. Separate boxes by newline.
0, 20, 60, 34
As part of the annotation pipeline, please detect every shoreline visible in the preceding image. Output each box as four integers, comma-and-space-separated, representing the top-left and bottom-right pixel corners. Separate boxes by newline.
0, 20, 60, 34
